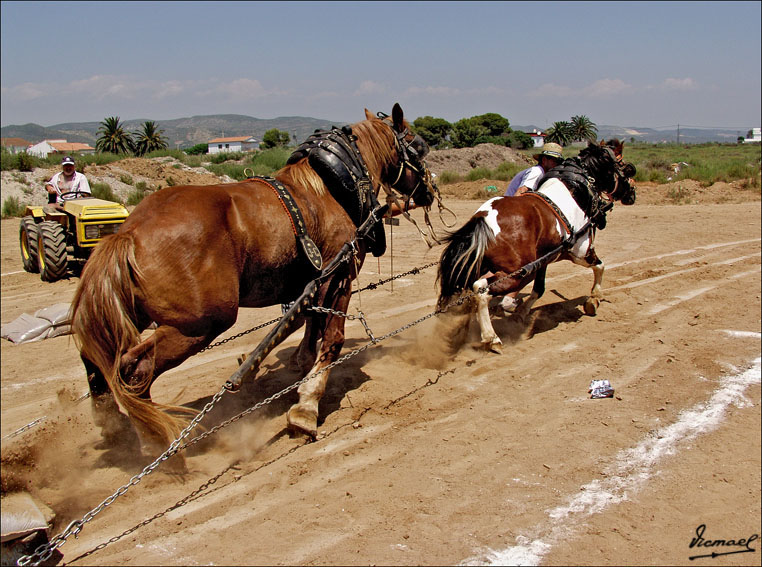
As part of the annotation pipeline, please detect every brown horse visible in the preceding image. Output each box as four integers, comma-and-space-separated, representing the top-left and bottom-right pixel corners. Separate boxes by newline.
70, 104, 437, 457
437, 140, 636, 351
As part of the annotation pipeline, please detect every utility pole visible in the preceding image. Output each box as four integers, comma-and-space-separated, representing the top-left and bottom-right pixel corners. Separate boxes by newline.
677, 124, 680, 145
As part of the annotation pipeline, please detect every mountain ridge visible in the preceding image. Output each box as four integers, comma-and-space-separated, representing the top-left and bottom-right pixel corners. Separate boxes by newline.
1, 115, 751, 147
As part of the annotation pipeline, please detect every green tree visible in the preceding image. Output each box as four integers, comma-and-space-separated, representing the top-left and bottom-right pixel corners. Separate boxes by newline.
544, 121, 574, 146
451, 117, 489, 148
96, 116, 134, 154
261, 129, 290, 149
412, 116, 452, 148
133, 120, 169, 156
472, 112, 511, 136
185, 142, 208, 155
506, 130, 534, 149
570, 115, 598, 142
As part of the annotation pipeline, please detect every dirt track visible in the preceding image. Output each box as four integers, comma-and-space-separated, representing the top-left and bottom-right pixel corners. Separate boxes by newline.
1, 190, 760, 565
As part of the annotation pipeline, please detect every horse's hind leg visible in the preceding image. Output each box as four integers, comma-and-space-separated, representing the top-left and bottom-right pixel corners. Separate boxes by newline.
119, 322, 232, 456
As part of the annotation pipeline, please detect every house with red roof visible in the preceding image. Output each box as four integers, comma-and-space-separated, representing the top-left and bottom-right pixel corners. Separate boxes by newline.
27, 139, 95, 158
207, 136, 259, 154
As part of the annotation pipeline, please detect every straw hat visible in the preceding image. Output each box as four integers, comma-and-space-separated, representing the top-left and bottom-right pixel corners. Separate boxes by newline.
533, 143, 563, 162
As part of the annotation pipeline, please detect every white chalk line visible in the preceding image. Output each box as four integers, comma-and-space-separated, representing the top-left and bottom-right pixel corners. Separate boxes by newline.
461, 353, 761, 566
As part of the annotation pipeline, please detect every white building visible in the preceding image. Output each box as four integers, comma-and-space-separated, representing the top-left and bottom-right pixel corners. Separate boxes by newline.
1, 137, 31, 154
743, 128, 761, 143
528, 129, 545, 148
207, 136, 259, 154
27, 139, 95, 158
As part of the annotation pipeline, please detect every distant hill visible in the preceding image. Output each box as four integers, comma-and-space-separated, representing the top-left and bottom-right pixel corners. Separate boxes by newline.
0, 114, 346, 149
1, 115, 752, 147
514, 124, 748, 144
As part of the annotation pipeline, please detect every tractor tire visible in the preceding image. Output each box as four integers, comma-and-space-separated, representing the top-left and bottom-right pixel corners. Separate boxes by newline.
19, 216, 40, 273
37, 220, 68, 282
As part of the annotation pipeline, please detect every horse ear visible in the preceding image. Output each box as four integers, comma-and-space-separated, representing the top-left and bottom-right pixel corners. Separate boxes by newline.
365, 108, 374, 120
392, 103, 404, 131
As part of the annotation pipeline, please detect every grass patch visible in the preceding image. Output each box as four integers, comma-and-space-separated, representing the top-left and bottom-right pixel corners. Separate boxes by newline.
2, 196, 26, 218
90, 181, 121, 203
119, 174, 134, 185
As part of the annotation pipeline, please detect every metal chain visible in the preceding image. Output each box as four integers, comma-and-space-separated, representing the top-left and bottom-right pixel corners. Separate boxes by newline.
198, 317, 281, 353
14, 253, 512, 566
17, 387, 228, 567
16, 261, 501, 567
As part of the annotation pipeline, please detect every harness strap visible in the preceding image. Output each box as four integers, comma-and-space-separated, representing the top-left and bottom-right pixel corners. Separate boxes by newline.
253, 176, 323, 271
521, 191, 574, 238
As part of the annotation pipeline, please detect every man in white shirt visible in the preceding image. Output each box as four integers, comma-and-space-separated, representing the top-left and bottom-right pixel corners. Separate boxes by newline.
504, 143, 564, 197
44, 156, 91, 211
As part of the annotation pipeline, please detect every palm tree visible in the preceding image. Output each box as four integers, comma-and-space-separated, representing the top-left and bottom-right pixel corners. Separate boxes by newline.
570, 115, 598, 142
544, 121, 574, 146
96, 116, 134, 154
133, 121, 169, 156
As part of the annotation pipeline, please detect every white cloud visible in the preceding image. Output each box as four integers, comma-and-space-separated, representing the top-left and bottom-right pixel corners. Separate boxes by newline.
404, 85, 462, 96
662, 77, 698, 91
0, 82, 47, 101
529, 78, 631, 98
354, 80, 386, 96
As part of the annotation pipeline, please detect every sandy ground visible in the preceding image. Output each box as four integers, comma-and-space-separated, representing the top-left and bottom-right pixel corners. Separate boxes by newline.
1, 182, 761, 566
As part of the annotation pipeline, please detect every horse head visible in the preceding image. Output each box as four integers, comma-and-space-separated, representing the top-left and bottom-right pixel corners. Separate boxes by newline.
577, 140, 637, 206
366, 103, 437, 209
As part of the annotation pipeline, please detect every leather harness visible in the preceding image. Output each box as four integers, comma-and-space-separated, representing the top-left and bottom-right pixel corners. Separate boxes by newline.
251, 176, 324, 271
287, 125, 387, 257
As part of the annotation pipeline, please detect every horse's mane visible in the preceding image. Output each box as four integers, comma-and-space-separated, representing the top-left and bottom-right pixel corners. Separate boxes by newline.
274, 116, 399, 197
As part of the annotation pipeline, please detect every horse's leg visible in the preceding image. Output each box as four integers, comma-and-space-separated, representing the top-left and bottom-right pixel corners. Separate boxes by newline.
515, 266, 547, 322
288, 312, 320, 374
118, 321, 233, 456
569, 247, 604, 315
472, 277, 502, 352
286, 276, 352, 438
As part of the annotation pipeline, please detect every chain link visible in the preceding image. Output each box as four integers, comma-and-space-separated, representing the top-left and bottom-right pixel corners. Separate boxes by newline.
14, 257, 501, 566
17, 387, 228, 566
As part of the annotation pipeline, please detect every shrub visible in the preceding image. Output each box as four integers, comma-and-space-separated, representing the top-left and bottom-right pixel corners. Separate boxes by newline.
165, 176, 177, 186
466, 167, 493, 181
90, 181, 121, 203
2, 196, 26, 218
437, 171, 461, 184
119, 174, 134, 185
210, 151, 244, 164
16, 152, 39, 172
127, 188, 148, 206
184, 143, 208, 156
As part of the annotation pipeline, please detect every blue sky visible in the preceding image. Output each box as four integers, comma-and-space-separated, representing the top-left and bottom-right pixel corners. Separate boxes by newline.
1, 1, 760, 129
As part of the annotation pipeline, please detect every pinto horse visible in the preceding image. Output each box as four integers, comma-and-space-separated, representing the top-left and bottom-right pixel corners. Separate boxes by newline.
70, 104, 436, 457
437, 140, 636, 352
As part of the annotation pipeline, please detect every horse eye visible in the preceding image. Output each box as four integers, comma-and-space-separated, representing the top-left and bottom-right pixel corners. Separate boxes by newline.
622, 163, 636, 177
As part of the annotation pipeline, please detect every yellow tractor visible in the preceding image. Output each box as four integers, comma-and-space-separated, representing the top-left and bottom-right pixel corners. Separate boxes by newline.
19, 192, 130, 282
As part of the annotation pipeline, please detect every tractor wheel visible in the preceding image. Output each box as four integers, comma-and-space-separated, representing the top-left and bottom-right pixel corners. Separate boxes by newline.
37, 221, 68, 282
19, 216, 40, 273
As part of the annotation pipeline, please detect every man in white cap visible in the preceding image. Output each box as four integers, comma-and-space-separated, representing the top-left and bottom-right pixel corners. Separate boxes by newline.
504, 142, 564, 197
44, 156, 91, 211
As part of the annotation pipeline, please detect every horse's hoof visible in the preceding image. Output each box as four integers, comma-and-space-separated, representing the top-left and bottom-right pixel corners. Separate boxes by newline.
584, 297, 600, 316
483, 338, 503, 354
286, 405, 318, 440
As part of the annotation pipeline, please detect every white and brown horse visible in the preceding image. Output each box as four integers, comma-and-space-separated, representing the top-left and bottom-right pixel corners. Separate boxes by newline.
437, 140, 636, 351
71, 104, 437, 459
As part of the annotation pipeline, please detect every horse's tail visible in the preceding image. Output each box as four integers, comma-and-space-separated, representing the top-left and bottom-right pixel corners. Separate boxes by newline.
70, 233, 187, 447
437, 216, 496, 310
